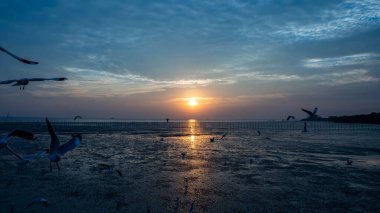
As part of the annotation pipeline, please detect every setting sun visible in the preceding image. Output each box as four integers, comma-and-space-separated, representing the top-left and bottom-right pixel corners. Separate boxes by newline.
188, 98, 198, 107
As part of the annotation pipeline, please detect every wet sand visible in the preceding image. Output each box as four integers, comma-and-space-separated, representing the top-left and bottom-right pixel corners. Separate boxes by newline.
1, 123, 380, 212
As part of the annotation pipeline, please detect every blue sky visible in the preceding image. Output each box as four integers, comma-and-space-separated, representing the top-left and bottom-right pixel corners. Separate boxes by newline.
0, 0, 379, 119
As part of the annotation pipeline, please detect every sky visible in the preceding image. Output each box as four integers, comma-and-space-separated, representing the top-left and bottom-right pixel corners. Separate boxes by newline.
0, 0, 379, 120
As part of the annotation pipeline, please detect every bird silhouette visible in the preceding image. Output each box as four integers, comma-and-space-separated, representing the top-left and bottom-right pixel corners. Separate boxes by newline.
0, 77, 67, 90
0, 46, 38, 64
0, 129, 35, 149
46, 118, 81, 171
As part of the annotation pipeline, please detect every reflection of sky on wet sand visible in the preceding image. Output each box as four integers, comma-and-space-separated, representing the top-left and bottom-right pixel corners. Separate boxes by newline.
1, 123, 380, 212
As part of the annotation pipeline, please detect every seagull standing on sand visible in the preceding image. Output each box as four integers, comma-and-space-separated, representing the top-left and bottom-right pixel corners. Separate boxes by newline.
46, 118, 82, 171
0, 46, 39, 64
188, 201, 195, 213
303, 122, 308, 132
0, 77, 67, 90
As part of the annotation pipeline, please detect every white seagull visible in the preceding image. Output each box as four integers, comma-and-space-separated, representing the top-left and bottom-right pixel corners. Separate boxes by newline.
0, 77, 67, 90
46, 117, 82, 171
0, 46, 39, 64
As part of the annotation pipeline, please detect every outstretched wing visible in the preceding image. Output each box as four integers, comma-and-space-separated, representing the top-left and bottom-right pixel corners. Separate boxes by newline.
7, 129, 34, 140
0, 79, 18, 84
46, 118, 60, 154
220, 133, 227, 140
0, 46, 39, 65
29, 77, 67, 82
58, 134, 81, 156
74, 115, 82, 121
301, 108, 313, 116
5, 145, 25, 161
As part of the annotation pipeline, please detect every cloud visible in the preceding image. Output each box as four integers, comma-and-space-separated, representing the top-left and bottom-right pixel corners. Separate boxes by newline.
303, 53, 380, 68
276, 0, 380, 41
315, 69, 378, 85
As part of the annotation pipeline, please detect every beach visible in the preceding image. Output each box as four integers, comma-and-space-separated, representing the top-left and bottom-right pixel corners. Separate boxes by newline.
1, 121, 380, 212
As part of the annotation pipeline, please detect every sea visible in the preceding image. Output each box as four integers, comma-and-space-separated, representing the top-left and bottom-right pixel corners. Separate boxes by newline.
0, 118, 379, 212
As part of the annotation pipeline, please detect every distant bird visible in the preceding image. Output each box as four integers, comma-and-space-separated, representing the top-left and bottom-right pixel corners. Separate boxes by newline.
188, 201, 195, 213
210, 137, 215, 142
220, 133, 227, 140
0, 129, 35, 149
46, 117, 81, 171
25, 197, 48, 209
160, 137, 164, 142
301, 107, 319, 120
346, 159, 353, 165
257, 130, 261, 136
0, 77, 67, 90
98, 163, 123, 176
181, 152, 186, 160
286, 116, 295, 121
166, 118, 170, 123
74, 115, 82, 121
303, 122, 308, 132
0, 46, 39, 64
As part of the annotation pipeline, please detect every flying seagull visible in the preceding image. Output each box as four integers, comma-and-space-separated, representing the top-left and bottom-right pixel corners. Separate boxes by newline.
0, 129, 35, 149
286, 116, 295, 121
301, 107, 319, 120
220, 133, 227, 140
0, 77, 67, 90
74, 115, 82, 121
46, 117, 82, 171
0, 46, 39, 64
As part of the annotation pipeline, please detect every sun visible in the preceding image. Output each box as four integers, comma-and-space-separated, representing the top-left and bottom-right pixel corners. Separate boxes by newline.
188, 98, 198, 107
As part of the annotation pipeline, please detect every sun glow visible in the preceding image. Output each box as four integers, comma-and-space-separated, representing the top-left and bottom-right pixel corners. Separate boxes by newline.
188, 98, 198, 107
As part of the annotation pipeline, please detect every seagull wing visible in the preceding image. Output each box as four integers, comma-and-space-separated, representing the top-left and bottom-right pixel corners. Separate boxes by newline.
0, 46, 39, 65
29, 77, 67, 82
5, 145, 25, 161
301, 108, 313, 116
46, 118, 60, 154
74, 115, 82, 120
28, 78, 47, 81
0, 79, 18, 84
220, 133, 227, 140
7, 129, 34, 140
58, 134, 81, 156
